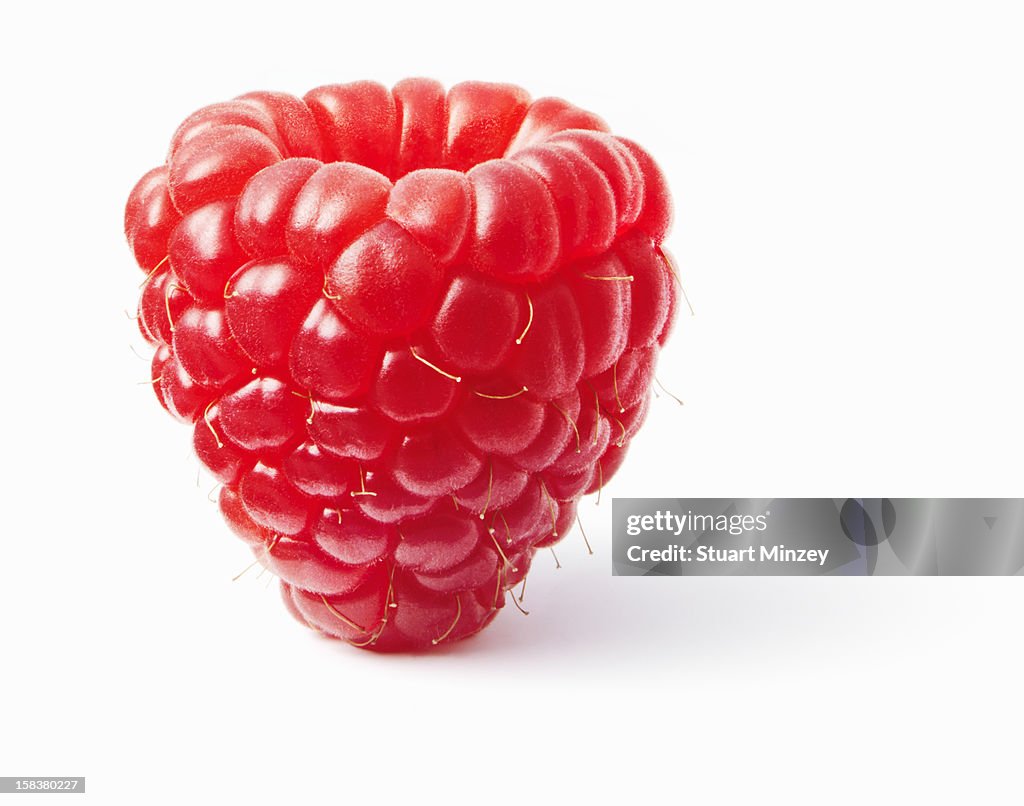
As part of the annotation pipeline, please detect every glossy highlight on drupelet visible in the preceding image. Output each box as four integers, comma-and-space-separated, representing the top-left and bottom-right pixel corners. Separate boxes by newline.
126, 78, 678, 652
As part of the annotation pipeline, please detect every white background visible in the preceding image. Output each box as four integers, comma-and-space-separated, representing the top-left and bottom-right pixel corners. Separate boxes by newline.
1, 1, 1022, 803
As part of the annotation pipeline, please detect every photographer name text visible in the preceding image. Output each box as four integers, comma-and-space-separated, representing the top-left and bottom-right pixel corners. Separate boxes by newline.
625, 544, 830, 566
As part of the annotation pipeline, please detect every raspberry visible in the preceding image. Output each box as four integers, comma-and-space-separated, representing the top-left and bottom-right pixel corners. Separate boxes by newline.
126, 78, 677, 652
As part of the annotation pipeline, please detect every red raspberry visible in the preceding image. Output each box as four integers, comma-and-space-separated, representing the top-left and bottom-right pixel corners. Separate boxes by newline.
126, 79, 677, 651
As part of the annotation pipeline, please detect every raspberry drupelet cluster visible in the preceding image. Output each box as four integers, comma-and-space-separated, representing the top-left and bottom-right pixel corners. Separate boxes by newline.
126, 78, 678, 652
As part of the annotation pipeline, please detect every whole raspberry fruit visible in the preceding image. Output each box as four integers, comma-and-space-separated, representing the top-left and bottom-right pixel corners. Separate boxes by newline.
126, 79, 677, 651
